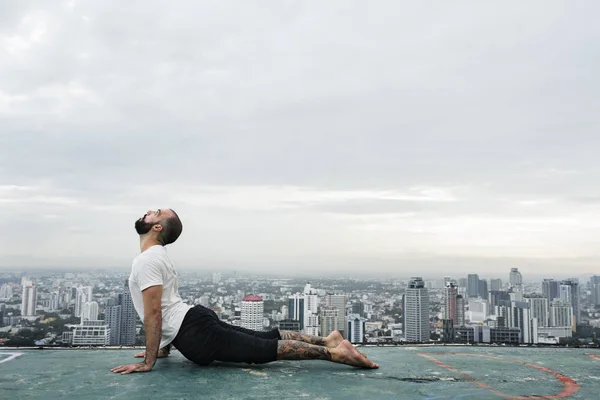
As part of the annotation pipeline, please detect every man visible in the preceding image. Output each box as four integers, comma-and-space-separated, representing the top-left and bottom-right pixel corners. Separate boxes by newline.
111, 208, 378, 374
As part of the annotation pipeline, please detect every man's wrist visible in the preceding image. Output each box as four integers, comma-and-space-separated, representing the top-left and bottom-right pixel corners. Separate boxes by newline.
144, 357, 156, 367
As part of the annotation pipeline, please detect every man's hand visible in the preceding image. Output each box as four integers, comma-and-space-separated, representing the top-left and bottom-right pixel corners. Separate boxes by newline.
111, 362, 153, 375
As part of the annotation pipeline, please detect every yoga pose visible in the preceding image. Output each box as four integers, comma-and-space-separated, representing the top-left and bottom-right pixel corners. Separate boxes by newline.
111, 208, 378, 374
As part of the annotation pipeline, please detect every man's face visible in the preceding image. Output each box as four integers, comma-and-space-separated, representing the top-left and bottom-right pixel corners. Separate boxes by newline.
134, 209, 168, 235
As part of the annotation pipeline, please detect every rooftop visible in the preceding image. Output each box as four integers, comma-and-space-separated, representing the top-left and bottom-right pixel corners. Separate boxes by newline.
242, 294, 263, 302
1, 346, 598, 399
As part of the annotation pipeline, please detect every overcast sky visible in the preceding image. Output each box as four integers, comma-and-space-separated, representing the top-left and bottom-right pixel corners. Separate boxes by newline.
1, 1, 599, 278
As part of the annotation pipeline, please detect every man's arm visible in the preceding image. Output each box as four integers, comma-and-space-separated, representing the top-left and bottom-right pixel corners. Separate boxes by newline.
111, 285, 163, 375
142, 285, 163, 368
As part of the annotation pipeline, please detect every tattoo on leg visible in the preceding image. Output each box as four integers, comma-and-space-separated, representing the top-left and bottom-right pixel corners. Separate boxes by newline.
279, 331, 326, 345
277, 340, 332, 361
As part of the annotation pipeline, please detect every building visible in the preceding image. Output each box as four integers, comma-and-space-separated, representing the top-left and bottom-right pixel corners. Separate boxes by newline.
119, 281, 137, 345
467, 274, 480, 298
80, 301, 99, 323
490, 279, 502, 291
105, 305, 122, 345
303, 284, 319, 336
288, 294, 305, 330
278, 319, 300, 331
468, 298, 489, 323
489, 290, 510, 312
404, 277, 430, 342
75, 286, 93, 318
443, 283, 458, 323
456, 295, 465, 327
241, 295, 264, 331
0, 284, 13, 300
527, 296, 549, 327
509, 268, 523, 290
346, 314, 367, 344
21, 285, 37, 316
478, 279, 488, 300
455, 326, 520, 344
50, 291, 59, 311
542, 279, 560, 303
319, 306, 339, 337
325, 294, 347, 338
72, 320, 110, 346
591, 276, 600, 306
550, 300, 573, 328
559, 279, 580, 327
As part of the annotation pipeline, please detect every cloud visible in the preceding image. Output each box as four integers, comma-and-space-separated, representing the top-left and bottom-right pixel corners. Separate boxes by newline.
1, 1, 599, 275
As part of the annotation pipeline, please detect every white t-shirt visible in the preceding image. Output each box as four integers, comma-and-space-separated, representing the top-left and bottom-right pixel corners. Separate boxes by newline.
128, 245, 192, 348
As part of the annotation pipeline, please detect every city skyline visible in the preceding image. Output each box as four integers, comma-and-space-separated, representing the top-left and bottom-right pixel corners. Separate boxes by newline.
2, 2, 600, 275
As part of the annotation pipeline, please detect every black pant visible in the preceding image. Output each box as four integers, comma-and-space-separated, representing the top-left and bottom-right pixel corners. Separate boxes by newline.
172, 305, 281, 365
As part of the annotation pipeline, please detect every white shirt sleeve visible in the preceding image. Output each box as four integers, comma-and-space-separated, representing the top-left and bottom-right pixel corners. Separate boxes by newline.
137, 256, 164, 291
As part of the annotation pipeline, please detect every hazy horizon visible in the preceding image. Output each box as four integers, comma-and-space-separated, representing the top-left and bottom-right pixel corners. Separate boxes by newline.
2, 1, 600, 276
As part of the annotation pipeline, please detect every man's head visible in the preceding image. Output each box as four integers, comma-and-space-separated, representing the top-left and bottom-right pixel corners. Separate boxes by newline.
134, 208, 183, 246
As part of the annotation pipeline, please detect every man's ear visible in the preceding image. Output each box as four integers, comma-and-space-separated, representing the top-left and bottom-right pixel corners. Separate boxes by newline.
153, 224, 163, 232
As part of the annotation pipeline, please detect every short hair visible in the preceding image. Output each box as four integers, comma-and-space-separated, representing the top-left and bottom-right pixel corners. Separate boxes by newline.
157, 209, 183, 246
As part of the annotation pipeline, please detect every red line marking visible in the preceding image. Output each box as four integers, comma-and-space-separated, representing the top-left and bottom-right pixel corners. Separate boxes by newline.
417, 352, 580, 399
588, 354, 600, 361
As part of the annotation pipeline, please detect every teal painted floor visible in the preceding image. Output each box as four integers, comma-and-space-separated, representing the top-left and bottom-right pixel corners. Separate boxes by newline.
1, 347, 599, 399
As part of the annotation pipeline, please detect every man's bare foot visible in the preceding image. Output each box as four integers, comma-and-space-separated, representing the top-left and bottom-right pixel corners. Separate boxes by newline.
325, 331, 344, 348
332, 340, 379, 369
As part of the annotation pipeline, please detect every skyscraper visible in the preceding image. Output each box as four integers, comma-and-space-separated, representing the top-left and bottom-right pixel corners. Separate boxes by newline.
75, 286, 93, 318
119, 281, 137, 345
288, 294, 305, 330
105, 304, 122, 345
325, 294, 347, 338
591, 276, 600, 306
490, 279, 502, 291
550, 300, 573, 328
80, 301, 99, 323
319, 306, 339, 337
443, 283, 458, 323
542, 279, 560, 303
456, 295, 465, 327
303, 284, 319, 336
0, 284, 13, 300
21, 285, 37, 316
509, 268, 523, 290
346, 314, 367, 344
478, 279, 488, 300
241, 295, 264, 331
404, 277, 430, 342
527, 296, 549, 327
559, 279, 580, 327
467, 274, 480, 298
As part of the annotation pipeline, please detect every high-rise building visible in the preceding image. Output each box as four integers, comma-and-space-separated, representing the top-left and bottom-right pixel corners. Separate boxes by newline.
325, 294, 347, 338
489, 290, 510, 312
458, 278, 468, 289
288, 294, 305, 330
319, 306, 339, 337
508, 301, 538, 344
72, 320, 110, 346
467, 274, 480, 298
550, 300, 574, 328
119, 281, 137, 346
105, 305, 122, 345
0, 284, 13, 300
542, 279, 560, 303
490, 279, 502, 291
346, 314, 367, 344
241, 295, 264, 331
527, 296, 549, 327
303, 284, 319, 336
404, 277, 430, 342
212, 273, 222, 285
456, 295, 465, 327
591, 276, 600, 306
21, 285, 37, 316
443, 283, 458, 323
50, 291, 59, 311
80, 301, 99, 323
509, 268, 523, 290
75, 286, 93, 318
478, 279, 488, 300
560, 279, 580, 327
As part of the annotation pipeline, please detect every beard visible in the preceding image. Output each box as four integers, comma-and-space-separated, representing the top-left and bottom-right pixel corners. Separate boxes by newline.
135, 216, 155, 235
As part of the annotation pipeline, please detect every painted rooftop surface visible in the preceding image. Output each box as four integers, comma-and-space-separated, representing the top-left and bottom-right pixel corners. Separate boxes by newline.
1, 346, 599, 399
